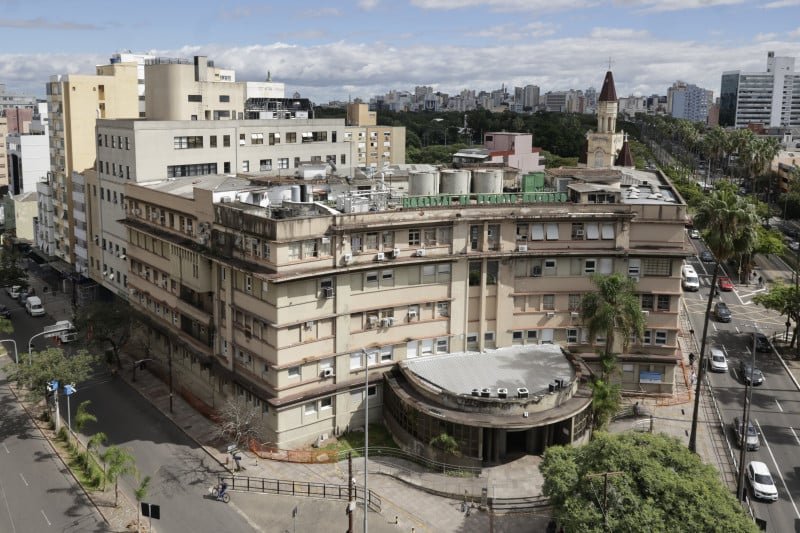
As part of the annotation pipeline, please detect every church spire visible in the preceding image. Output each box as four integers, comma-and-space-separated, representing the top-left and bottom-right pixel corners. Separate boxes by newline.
598, 71, 617, 102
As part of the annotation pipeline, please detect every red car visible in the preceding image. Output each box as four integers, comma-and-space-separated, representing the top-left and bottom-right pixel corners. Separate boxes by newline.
718, 277, 734, 291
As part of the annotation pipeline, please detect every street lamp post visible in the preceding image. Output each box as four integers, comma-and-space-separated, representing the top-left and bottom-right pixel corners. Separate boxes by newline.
0, 339, 19, 364
736, 327, 759, 501
361, 348, 369, 533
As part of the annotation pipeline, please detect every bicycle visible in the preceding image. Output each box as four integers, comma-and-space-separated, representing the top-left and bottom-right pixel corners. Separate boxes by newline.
210, 483, 230, 503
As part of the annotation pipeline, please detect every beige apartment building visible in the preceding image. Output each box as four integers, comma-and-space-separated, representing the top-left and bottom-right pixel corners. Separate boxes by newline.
121, 164, 688, 456
345, 103, 406, 171
0, 117, 8, 189
46, 62, 139, 264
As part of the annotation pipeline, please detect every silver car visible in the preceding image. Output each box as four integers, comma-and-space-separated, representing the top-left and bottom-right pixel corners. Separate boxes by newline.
709, 347, 728, 373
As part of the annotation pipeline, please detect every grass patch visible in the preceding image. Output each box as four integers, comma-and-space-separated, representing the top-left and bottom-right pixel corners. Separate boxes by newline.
54, 427, 105, 490
319, 424, 399, 455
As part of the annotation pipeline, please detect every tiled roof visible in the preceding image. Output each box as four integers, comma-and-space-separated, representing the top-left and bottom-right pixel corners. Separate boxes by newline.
598, 71, 617, 102
615, 139, 634, 167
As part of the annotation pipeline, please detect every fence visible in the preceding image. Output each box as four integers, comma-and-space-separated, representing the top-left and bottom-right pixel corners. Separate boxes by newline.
220, 475, 382, 512
337, 446, 482, 477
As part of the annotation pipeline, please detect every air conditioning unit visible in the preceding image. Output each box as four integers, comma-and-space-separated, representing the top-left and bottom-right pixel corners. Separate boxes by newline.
376, 252, 386, 262
546, 311, 556, 317
575, 229, 584, 237
380, 317, 395, 327
517, 387, 530, 398
629, 275, 640, 282
471, 388, 481, 397
497, 388, 508, 399
480, 388, 492, 398
304, 321, 314, 330
407, 309, 417, 319
367, 315, 379, 327
391, 248, 401, 259
343, 253, 353, 265
321, 368, 334, 378
415, 249, 426, 257
517, 244, 528, 252
322, 287, 334, 299
321, 236, 330, 244
571, 311, 580, 318
642, 310, 650, 317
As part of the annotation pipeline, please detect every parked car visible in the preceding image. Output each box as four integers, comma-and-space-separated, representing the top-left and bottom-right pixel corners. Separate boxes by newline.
751, 332, 771, 353
717, 277, 734, 291
739, 359, 764, 386
733, 416, 760, 450
689, 229, 701, 239
25, 296, 44, 317
747, 461, 778, 501
6, 285, 21, 299
0, 305, 10, 319
709, 347, 728, 373
700, 250, 715, 262
791, 241, 800, 251
714, 302, 732, 322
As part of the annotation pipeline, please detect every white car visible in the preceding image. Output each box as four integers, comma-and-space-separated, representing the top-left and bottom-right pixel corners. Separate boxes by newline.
747, 461, 778, 501
709, 347, 728, 373
6, 285, 21, 299
689, 229, 701, 239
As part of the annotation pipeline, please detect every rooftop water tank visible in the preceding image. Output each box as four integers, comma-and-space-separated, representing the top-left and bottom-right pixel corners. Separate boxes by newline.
408, 171, 439, 196
472, 168, 504, 194
439, 169, 471, 195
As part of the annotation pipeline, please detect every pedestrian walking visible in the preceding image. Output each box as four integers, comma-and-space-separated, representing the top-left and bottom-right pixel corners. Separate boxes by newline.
689, 352, 695, 367
691, 370, 697, 386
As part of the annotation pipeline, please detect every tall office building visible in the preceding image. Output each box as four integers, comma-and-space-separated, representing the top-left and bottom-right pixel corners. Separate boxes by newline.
667, 81, 712, 123
720, 51, 800, 128
110, 52, 156, 118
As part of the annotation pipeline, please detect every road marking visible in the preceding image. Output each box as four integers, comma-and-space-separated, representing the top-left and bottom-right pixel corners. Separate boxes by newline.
1, 443, 8, 454
755, 420, 800, 519
0, 479, 16, 533
18, 474, 27, 487
776, 399, 784, 412
790, 427, 800, 446
40, 509, 51, 526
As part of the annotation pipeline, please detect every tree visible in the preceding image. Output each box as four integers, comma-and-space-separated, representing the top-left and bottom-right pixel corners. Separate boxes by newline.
74, 400, 98, 461
4, 348, 96, 403
87, 431, 108, 472
581, 273, 646, 370
73, 301, 135, 369
214, 398, 264, 448
689, 189, 759, 452
134, 474, 151, 533
0, 247, 29, 289
588, 379, 620, 430
753, 283, 800, 351
102, 445, 137, 506
541, 432, 758, 533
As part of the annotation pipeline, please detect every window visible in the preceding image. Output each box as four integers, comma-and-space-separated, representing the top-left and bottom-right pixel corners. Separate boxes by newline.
365, 232, 378, 250
641, 294, 654, 310
655, 330, 668, 345
304, 402, 316, 416
584, 259, 596, 274
408, 229, 420, 246
642, 330, 652, 345
542, 294, 555, 310
288, 366, 301, 378
320, 397, 332, 410
239, 133, 246, 146
657, 295, 670, 312
486, 261, 498, 285
349, 353, 362, 370
517, 224, 529, 240
601, 223, 615, 239
567, 328, 579, 343
187, 94, 202, 102
242, 160, 250, 172
268, 133, 280, 145
285, 132, 297, 143
251, 133, 264, 145
513, 331, 523, 344
436, 302, 449, 317
546, 223, 559, 240
470, 225, 480, 250
365, 271, 379, 286
381, 269, 394, 286
531, 223, 544, 240
380, 347, 393, 362
167, 163, 217, 178
568, 294, 582, 311
436, 338, 449, 353
468, 262, 481, 286
219, 95, 230, 103
278, 158, 289, 169
628, 259, 641, 276
223, 135, 231, 147
260, 159, 272, 171
642, 258, 671, 276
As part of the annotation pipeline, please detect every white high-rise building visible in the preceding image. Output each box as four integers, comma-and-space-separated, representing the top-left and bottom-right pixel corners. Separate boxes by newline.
720, 51, 800, 128
667, 81, 712, 123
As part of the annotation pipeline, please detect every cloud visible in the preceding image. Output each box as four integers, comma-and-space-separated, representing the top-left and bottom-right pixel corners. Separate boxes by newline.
472, 21, 558, 40
613, 0, 745, 11
761, 0, 800, 7
0, 17, 101, 30
300, 7, 341, 17
359, 0, 380, 9
753, 32, 777, 42
589, 27, 649, 39
410, 0, 596, 12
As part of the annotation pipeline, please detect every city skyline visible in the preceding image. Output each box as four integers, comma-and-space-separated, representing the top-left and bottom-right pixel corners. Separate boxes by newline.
0, 0, 798, 103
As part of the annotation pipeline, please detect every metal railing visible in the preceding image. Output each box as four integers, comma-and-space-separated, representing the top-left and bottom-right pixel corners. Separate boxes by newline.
219, 475, 381, 512
336, 446, 482, 477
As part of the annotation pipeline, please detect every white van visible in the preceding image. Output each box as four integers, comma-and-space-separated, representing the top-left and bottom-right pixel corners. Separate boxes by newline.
25, 296, 45, 317
682, 265, 700, 291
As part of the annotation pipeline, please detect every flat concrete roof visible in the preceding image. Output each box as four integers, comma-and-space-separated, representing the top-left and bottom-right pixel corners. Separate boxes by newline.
402, 344, 574, 397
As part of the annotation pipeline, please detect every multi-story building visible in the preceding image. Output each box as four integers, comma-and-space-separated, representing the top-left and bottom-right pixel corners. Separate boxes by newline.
586, 71, 624, 169
0, 84, 38, 113
344, 103, 406, 171
0, 117, 7, 190
4, 108, 34, 134
523, 85, 540, 111
45, 61, 139, 264
720, 51, 800, 128
3, 191, 38, 241
120, 154, 687, 458
667, 81, 712, 123
7, 129, 49, 195
110, 52, 156, 118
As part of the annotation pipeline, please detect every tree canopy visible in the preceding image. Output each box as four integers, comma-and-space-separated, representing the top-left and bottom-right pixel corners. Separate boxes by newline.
4, 347, 96, 402
73, 300, 135, 368
541, 432, 758, 533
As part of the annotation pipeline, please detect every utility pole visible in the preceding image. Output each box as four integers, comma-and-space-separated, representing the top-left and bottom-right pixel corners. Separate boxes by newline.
736, 328, 758, 501
585, 471, 624, 531
348, 452, 353, 533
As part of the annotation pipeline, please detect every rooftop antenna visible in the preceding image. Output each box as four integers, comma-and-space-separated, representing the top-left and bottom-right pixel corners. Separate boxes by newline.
266, 70, 272, 82
607, 57, 614, 71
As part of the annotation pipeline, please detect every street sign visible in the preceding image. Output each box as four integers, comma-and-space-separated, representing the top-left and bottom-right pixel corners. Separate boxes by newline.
47, 380, 59, 392
63, 384, 77, 396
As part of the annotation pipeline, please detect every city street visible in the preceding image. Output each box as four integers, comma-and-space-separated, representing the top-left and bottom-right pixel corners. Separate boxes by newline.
685, 235, 800, 532
0, 369, 107, 532
0, 289, 260, 533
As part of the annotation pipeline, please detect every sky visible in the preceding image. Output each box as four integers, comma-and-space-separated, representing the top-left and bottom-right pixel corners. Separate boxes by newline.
0, 0, 798, 103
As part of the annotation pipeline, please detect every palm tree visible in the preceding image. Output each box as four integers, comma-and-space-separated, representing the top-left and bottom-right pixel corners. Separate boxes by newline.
102, 445, 137, 506
87, 431, 107, 476
134, 475, 151, 533
581, 273, 647, 371
688, 189, 760, 452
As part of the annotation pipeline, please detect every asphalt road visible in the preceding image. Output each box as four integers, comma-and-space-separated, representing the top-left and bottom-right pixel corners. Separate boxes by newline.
684, 236, 800, 533
0, 368, 107, 533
